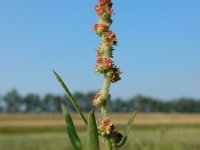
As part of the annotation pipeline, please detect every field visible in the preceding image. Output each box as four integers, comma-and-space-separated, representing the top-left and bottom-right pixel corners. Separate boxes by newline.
0, 113, 200, 150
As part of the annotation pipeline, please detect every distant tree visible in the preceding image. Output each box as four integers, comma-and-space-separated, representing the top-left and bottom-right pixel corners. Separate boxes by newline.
111, 98, 129, 112
42, 94, 53, 112
53, 95, 63, 112
41, 93, 64, 112
0, 94, 3, 112
23, 94, 41, 112
3, 90, 21, 113
173, 98, 200, 113
74, 91, 94, 112
1, 90, 200, 113
0, 94, 7, 112
130, 95, 152, 112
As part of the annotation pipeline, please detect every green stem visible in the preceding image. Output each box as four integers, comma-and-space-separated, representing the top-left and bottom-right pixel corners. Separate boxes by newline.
101, 73, 112, 150
105, 138, 112, 150
102, 74, 111, 97
101, 104, 107, 118
101, 73, 111, 118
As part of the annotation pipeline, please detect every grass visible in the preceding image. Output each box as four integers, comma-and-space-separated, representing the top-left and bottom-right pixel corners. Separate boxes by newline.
0, 113, 200, 150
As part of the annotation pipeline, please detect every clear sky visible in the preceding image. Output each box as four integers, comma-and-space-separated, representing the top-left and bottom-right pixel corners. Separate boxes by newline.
0, 0, 200, 100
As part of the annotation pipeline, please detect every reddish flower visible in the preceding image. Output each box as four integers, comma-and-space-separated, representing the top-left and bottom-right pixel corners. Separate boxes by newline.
105, 31, 117, 45
99, 0, 113, 8
92, 24, 98, 30
106, 31, 116, 39
92, 92, 103, 107
99, 24, 109, 31
97, 58, 112, 68
104, 58, 112, 68
92, 24, 109, 35
95, 5, 104, 15
95, 1, 113, 16
106, 8, 113, 15
98, 118, 115, 135
96, 58, 113, 73
97, 57, 103, 64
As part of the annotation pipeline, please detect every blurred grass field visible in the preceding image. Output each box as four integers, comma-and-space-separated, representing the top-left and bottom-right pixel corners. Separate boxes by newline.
0, 113, 200, 150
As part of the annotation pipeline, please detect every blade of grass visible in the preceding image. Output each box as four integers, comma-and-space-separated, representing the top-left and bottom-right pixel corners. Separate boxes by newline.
53, 70, 87, 125
61, 104, 84, 150
87, 110, 99, 150
115, 110, 137, 148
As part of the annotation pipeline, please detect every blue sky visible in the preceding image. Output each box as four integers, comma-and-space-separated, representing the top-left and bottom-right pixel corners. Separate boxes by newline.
0, 0, 200, 100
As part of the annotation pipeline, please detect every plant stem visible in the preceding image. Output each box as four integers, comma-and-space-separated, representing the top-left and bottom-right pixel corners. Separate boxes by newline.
105, 138, 112, 150
101, 73, 113, 150
101, 73, 111, 118
101, 104, 107, 118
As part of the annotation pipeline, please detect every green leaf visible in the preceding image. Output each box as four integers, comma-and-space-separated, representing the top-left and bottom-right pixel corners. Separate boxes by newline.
61, 104, 84, 150
53, 70, 87, 126
87, 110, 99, 150
115, 110, 137, 148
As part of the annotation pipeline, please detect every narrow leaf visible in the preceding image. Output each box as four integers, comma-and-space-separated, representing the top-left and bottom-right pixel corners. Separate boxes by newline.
53, 70, 87, 125
87, 110, 99, 150
115, 110, 137, 148
61, 104, 84, 150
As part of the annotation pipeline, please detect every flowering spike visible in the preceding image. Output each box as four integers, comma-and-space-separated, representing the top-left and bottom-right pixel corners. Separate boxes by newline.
53, 1, 136, 150
92, 0, 125, 149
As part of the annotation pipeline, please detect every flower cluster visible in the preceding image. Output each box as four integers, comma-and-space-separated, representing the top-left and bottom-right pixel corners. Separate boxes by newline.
95, 0, 113, 16
98, 118, 123, 146
96, 57, 113, 73
92, 92, 103, 107
95, 0, 113, 25
98, 118, 114, 135
93, 23, 109, 35
104, 31, 117, 46
93, 0, 121, 87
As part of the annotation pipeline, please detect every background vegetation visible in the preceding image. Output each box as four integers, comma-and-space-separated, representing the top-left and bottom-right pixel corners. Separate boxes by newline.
0, 90, 200, 113
1, 90, 200, 150
0, 113, 200, 150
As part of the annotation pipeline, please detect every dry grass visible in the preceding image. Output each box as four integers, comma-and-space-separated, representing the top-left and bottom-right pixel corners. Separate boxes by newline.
0, 113, 200, 127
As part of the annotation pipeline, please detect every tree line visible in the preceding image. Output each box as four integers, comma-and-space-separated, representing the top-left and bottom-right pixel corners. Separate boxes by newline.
0, 90, 200, 113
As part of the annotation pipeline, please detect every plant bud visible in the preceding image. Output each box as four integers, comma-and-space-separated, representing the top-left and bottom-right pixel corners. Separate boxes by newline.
92, 92, 105, 107
110, 67, 121, 83
110, 131, 123, 146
